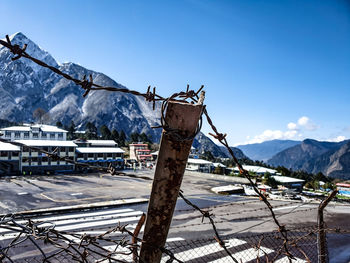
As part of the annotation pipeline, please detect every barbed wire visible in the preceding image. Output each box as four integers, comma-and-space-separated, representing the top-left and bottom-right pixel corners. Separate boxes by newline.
175, 200, 315, 219
178, 192, 239, 262
0, 33, 338, 262
0, 213, 187, 263
203, 108, 297, 260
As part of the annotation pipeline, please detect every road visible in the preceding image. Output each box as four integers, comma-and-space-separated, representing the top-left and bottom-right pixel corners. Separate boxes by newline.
0, 170, 349, 262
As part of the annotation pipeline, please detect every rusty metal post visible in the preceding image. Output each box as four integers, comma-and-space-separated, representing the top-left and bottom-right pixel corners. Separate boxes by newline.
317, 190, 337, 263
139, 96, 204, 263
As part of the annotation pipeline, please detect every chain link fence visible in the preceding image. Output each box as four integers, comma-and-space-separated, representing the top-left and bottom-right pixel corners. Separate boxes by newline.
0, 221, 322, 262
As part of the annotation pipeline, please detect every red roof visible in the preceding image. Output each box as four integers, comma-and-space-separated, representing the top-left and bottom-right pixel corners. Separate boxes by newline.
336, 183, 350, 188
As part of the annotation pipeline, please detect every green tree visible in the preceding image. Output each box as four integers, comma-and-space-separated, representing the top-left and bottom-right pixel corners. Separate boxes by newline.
130, 132, 140, 143
276, 166, 291, 177
100, 125, 112, 139
85, 122, 98, 139
111, 129, 120, 144
140, 132, 152, 143
119, 130, 126, 147
67, 121, 76, 140
202, 150, 215, 162
262, 172, 278, 188
56, 121, 63, 128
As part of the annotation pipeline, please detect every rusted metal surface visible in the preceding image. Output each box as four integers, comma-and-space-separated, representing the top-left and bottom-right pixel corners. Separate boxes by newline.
139, 100, 204, 263
317, 190, 338, 263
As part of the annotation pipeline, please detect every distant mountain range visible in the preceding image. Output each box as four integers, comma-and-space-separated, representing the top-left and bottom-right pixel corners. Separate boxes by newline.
267, 139, 350, 179
0, 32, 245, 159
236, 140, 301, 161
237, 139, 350, 179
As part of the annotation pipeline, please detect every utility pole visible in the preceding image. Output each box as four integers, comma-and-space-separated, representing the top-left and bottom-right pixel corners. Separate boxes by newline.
317, 190, 337, 263
139, 94, 204, 263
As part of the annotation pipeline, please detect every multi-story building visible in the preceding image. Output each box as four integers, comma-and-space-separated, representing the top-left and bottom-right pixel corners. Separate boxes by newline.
0, 141, 21, 174
1, 124, 67, 141
18, 140, 77, 174
129, 143, 152, 161
0, 125, 125, 175
75, 139, 125, 170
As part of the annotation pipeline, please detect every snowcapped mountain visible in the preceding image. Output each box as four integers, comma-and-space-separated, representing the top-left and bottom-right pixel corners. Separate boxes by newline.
0, 32, 161, 139
0, 32, 246, 159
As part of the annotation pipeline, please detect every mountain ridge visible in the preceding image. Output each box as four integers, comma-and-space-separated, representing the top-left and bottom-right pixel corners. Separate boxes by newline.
1, 32, 245, 159
236, 139, 301, 161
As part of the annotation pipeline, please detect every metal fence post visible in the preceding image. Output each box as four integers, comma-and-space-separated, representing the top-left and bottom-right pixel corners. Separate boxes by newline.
139, 96, 204, 263
317, 190, 337, 263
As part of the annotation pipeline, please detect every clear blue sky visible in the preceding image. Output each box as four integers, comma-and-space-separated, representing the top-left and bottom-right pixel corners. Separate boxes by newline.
1, 0, 349, 145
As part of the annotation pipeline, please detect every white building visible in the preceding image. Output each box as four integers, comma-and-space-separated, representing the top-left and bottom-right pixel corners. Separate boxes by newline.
0, 125, 126, 175
272, 176, 305, 192
129, 143, 152, 161
75, 139, 125, 170
186, 158, 213, 173
1, 124, 67, 141
231, 165, 278, 176
0, 141, 21, 174
17, 140, 77, 174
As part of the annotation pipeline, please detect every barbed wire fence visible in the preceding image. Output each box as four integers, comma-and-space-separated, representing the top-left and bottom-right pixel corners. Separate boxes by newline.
0, 34, 343, 262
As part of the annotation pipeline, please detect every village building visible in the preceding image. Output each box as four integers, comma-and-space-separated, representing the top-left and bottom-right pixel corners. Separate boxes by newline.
18, 140, 77, 174
75, 139, 125, 170
336, 183, 350, 197
0, 125, 125, 174
0, 141, 21, 174
129, 143, 152, 161
230, 165, 278, 176
186, 158, 213, 173
1, 124, 67, 141
271, 176, 305, 192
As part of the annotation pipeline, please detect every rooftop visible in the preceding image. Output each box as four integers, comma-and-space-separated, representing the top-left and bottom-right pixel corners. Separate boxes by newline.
1, 124, 67, 133
15, 140, 77, 147
272, 176, 305, 183
187, 158, 213, 165
232, 165, 277, 174
0, 141, 20, 151
76, 147, 125, 153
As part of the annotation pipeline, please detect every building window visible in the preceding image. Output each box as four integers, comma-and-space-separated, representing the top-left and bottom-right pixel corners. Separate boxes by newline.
77, 153, 83, 158
107, 153, 112, 158
0, 151, 8, 157
58, 133, 63, 139
12, 152, 19, 157
50, 133, 55, 139
33, 133, 39, 138
69, 147, 74, 152
42, 132, 47, 138
98, 153, 103, 158
14, 131, 20, 138
88, 153, 94, 158
24, 132, 29, 138
5, 131, 11, 138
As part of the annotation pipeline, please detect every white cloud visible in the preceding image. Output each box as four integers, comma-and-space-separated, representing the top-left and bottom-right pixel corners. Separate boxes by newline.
298, 116, 309, 126
287, 122, 297, 130
327, 136, 346, 142
236, 115, 319, 145
237, 129, 300, 145
297, 116, 319, 131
